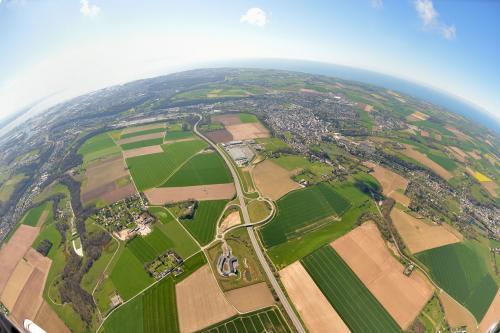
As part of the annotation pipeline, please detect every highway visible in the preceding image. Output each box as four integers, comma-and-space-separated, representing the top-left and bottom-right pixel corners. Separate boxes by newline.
194, 117, 306, 333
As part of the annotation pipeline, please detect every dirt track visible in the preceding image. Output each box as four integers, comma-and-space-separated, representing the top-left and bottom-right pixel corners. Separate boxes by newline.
391, 208, 461, 253
252, 160, 301, 200
176, 265, 237, 333
224, 282, 274, 313
331, 222, 433, 330
280, 261, 351, 333
145, 183, 235, 204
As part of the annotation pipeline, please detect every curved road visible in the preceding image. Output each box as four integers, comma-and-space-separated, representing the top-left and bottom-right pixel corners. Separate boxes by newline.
194, 117, 306, 333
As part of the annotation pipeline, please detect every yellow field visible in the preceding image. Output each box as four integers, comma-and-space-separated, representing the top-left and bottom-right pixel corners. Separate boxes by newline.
473, 171, 492, 182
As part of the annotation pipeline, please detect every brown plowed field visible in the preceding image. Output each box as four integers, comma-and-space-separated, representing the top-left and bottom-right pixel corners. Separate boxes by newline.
145, 183, 235, 205
82, 156, 135, 203
83, 156, 128, 191
121, 123, 165, 135
0, 259, 33, 310
226, 123, 270, 140
224, 282, 274, 313
331, 222, 433, 329
401, 145, 453, 180
176, 265, 237, 333
117, 132, 165, 145
101, 183, 137, 204
448, 146, 468, 162
35, 301, 71, 333
25, 248, 51, 274
439, 291, 478, 332
122, 145, 164, 158
11, 268, 46, 323
391, 208, 461, 253
445, 126, 472, 142
280, 261, 351, 333
204, 129, 233, 143
364, 162, 410, 206
0, 225, 39, 294
252, 160, 301, 200
212, 114, 241, 126
406, 111, 429, 122
479, 290, 500, 333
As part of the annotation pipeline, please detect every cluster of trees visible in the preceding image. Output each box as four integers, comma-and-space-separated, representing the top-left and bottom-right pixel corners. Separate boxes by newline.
379, 198, 406, 251
36, 239, 53, 257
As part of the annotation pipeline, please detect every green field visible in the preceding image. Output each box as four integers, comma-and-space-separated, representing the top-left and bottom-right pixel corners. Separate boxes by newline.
143, 277, 179, 333
272, 155, 311, 170
260, 183, 351, 247
78, 132, 120, 166
31, 208, 60, 259
239, 113, 259, 123
0, 173, 27, 203
126, 140, 208, 190
149, 207, 199, 258
164, 130, 194, 141
22, 201, 51, 226
120, 127, 165, 139
126, 226, 176, 263
416, 242, 498, 321
161, 152, 232, 187
120, 138, 164, 150
103, 294, 144, 333
181, 200, 228, 246
266, 180, 376, 268
110, 248, 153, 300
256, 137, 289, 154
302, 246, 401, 333
197, 307, 291, 333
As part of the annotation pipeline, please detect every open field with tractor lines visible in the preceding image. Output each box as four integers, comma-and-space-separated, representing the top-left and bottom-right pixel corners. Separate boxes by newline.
126, 140, 208, 190
416, 242, 499, 321
301, 246, 402, 333
181, 200, 228, 246
161, 151, 232, 187
260, 182, 350, 247
196, 307, 291, 333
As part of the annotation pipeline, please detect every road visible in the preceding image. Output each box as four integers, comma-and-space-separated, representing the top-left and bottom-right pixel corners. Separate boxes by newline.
194, 117, 306, 333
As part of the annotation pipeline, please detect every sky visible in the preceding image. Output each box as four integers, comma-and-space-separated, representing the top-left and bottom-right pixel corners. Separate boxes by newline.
0, 0, 499, 122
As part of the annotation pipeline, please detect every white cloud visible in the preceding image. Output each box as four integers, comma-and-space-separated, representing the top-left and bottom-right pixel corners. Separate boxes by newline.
240, 7, 267, 27
80, 0, 100, 17
414, 0, 456, 40
371, 0, 383, 9
441, 25, 456, 40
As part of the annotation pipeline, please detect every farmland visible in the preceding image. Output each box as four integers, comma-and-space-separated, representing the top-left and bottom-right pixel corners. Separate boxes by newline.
110, 248, 153, 300
260, 183, 350, 247
302, 246, 402, 333
416, 242, 498, 320
164, 130, 195, 141
197, 307, 291, 333
78, 132, 120, 166
0, 173, 27, 203
120, 138, 164, 150
120, 127, 165, 139
181, 200, 228, 246
22, 201, 51, 226
238, 113, 259, 123
126, 140, 207, 190
162, 152, 232, 187
265, 180, 377, 268
103, 295, 144, 333
143, 277, 179, 333
148, 207, 199, 258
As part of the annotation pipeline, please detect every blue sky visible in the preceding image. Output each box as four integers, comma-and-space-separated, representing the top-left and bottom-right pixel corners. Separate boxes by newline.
0, 0, 499, 121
